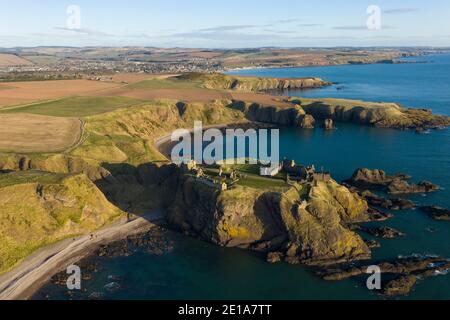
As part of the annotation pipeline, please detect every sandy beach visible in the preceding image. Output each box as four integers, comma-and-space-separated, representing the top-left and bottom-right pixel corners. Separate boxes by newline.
0, 211, 162, 300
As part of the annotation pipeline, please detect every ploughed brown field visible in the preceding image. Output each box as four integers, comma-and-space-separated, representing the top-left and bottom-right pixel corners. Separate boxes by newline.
0, 114, 82, 153
0, 80, 122, 108
0, 54, 33, 67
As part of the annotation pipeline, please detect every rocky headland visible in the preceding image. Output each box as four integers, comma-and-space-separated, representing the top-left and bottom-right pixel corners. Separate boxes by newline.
166, 174, 372, 266
228, 98, 450, 131
176, 73, 332, 92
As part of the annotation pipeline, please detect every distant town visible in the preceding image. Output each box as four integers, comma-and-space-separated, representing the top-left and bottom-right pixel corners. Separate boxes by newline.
1, 46, 448, 81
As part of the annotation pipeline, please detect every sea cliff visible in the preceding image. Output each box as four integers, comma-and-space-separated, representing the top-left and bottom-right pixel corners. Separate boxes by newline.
166, 175, 371, 266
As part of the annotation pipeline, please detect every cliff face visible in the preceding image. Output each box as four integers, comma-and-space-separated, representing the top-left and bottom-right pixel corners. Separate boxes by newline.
229, 101, 309, 127
228, 77, 330, 92
230, 98, 450, 129
167, 176, 286, 248
280, 183, 370, 265
167, 176, 371, 266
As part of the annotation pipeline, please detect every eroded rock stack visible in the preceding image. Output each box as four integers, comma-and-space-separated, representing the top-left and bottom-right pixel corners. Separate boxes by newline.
323, 119, 334, 130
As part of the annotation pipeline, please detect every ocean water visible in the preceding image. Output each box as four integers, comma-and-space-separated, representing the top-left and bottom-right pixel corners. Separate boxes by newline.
230, 53, 450, 116
34, 54, 450, 300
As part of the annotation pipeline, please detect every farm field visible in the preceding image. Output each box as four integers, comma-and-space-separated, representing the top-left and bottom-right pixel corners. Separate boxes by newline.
0, 72, 301, 155
0, 79, 122, 108
0, 114, 82, 153
0, 54, 33, 67
0, 96, 148, 117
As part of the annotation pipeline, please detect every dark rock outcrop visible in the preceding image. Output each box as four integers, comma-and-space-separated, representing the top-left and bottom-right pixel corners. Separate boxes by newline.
344, 168, 409, 190
345, 168, 439, 195
267, 252, 283, 263
387, 180, 439, 195
420, 206, 450, 221
318, 256, 450, 297
383, 275, 417, 297
365, 239, 381, 249
359, 226, 405, 239
365, 207, 393, 222
360, 190, 415, 211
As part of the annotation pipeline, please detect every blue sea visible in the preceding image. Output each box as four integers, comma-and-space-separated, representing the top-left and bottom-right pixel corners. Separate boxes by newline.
34, 54, 450, 300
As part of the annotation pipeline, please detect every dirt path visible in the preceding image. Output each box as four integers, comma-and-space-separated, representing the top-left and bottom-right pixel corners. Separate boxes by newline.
0, 211, 163, 300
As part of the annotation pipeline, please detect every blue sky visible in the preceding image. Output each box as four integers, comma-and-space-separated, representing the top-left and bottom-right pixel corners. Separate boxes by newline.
1, 0, 449, 48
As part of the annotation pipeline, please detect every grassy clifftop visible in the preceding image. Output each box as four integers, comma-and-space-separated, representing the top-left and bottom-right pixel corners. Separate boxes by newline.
175, 73, 330, 92
0, 171, 123, 273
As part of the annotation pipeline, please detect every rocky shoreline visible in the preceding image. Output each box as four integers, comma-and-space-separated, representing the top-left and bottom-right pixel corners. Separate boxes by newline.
41, 226, 174, 300
317, 255, 450, 297
0, 214, 159, 300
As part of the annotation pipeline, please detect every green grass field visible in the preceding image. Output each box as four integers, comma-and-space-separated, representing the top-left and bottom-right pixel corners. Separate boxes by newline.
0, 170, 69, 188
203, 164, 289, 191
0, 96, 148, 117
235, 174, 289, 191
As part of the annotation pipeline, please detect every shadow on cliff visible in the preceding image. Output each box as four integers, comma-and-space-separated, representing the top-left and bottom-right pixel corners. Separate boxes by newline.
94, 161, 181, 226
252, 192, 288, 250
